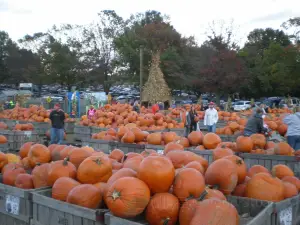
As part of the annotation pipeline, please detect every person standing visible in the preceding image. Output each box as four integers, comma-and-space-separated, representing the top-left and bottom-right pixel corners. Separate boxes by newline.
204, 102, 218, 133
283, 107, 300, 151
152, 103, 159, 114
87, 105, 96, 120
49, 104, 65, 144
133, 101, 140, 113
189, 105, 198, 133
180, 106, 191, 137
244, 108, 268, 137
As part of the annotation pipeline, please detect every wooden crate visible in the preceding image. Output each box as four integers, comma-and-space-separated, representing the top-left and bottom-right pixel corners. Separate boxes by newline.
0, 182, 48, 225
64, 122, 75, 134
82, 139, 114, 154
115, 143, 145, 154
0, 143, 8, 153
74, 125, 91, 142
31, 189, 107, 225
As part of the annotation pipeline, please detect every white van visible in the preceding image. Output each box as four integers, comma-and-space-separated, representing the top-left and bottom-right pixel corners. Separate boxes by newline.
233, 101, 251, 111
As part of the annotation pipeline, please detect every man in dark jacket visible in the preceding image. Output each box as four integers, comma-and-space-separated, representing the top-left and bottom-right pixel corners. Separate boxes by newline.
49, 104, 65, 144
244, 108, 267, 136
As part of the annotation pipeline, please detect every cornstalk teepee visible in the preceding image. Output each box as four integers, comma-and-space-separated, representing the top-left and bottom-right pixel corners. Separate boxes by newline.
142, 51, 171, 104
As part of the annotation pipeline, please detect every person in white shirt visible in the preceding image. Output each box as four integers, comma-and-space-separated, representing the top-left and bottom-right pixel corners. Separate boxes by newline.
204, 102, 218, 133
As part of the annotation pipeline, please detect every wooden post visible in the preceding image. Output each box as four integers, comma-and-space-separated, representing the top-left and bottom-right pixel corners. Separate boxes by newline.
140, 46, 143, 102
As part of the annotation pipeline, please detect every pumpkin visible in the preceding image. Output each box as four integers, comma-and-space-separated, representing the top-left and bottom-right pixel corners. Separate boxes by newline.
272, 164, 294, 179
52, 177, 80, 201
51, 145, 67, 161
121, 130, 135, 143
247, 165, 270, 178
236, 136, 253, 153
274, 142, 293, 155
80, 146, 95, 153
67, 148, 92, 168
122, 155, 143, 172
163, 132, 178, 144
177, 137, 190, 148
203, 187, 226, 200
179, 199, 198, 225
232, 184, 247, 197
147, 133, 162, 145
212, 146, 234, 161
77, 155, 112, 184
19, 142, 35, 159
109, 149, 124, 162
67, 184, 102, 209
146, 193, 180, 225
105, 177, 150, 218
48, 144, 58, 152
0, 152, 8, 172
141, 149, 157, 157
173, 168, 205, 203
60, 146, 76, 160
187, 131, 203, 146
282, 182, 298, 199
21, 157, 31, 170
163, 142, 184, 155
189, 199, 239, 225
47, 159, 77, 186
281, 176, 300, 191
106, 168, 137, 188
245, 173, 284, 202
15, 174, 34, 189
28, 144, 51, 167
31, 163, 50, 188
223, 155, 247, 184
0, 135, 7, 144
3, 167, 26, 186
184, 161, 205, 174
137, 156, 175, 194
166, 150, 208, 171
93, 182, 107, 196
2, 162, 23, 174
250, 134, 266, 149
6, 153, 20, 163
202, 133, 222, 149
205, 158, 238, 194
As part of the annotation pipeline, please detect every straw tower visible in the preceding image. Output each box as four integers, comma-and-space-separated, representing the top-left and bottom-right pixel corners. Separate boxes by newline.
142, 51, 171, 104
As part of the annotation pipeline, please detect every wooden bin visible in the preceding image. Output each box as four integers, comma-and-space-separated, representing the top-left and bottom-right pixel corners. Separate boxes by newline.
115, 143, 145, 154
0, 181, 48, 225
0, 143, 8, 153
31, 189, 107, 225
64, 122, 75, 134
82, 139, 114, 154
74, 125, 91, 142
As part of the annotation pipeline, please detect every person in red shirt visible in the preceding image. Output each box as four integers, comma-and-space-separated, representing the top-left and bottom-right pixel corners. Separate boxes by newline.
152, 103, 159, 114
87, 105, 96, 119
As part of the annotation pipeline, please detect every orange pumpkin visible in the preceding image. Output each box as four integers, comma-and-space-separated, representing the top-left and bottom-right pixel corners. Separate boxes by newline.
145, 193, 180, 225
202, 133, 221, 149
105, 177, 150, 218
272, 164, 294, 179
247, 165, 270, 178
282, 182, 298, 199
31, 163, 50, 188
164, 142, 184, 155
67, 148, 92, 168
52, 177, 80, 201
15, 174, 34, 189
3, 167, 26, 186
0, 152, 8, 172
224, 155, 247, 184
212, 146, 234, 161
137, 156, 175, 194
0, 135, 7, 144
274, 142, 293, 155
67, 184, 102, 209
47, 159, 77, 186
184, 161, 205, 174
179, 199, 198, 225
19, 142, 35, 159
205, 158, 238, 194
282, 176, 300, 191
28, 144, 51, 167
236, 136, 253, 153
204, 188, 226, 200
250, 134, 266, 149
121, 130, 135, 143
188, 131, 203, 146
122, 155, 143, 172
77, 155, 112, 184
147, 133, 162, 145
109, 149, 124, 162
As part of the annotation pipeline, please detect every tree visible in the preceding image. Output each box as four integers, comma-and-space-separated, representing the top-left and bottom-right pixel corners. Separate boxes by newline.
282, 17, 300, 43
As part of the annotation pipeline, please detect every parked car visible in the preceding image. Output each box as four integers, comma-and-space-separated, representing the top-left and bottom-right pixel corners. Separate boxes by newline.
279, 98, 300, 108
233, 101, 251, 111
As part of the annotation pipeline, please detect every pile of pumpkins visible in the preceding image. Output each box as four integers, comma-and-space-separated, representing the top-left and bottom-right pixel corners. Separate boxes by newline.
0, 142, 299, 225
80, 104, 184, 130
0, 105, 74, 123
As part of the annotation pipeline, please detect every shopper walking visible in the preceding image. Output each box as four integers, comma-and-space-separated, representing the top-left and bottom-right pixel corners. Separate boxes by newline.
283, 107, 300, 151
204, 102, 218, 133
49, 104, 65, 144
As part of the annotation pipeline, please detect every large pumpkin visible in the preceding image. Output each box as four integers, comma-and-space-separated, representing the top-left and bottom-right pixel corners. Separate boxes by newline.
19, 142, 35, 159
224, 155, 247, 184
179, 199, 198, 225
163, 142, 184, 155
147, 133, 162, 145
28, 144, 51, 167
190, 199, 239, 225
212, 146, 234, 161
274, 142, 293, 156
31, 163, 50, 188
272, 164, 294, 179
67, 148, 92, 168
52, 177, 80, 201
250, 134, 266, 149
105, 177, 150, 218
77, 155, 112, 184
146, 193, 179, 225
173, 168, 205, 203
202, 133, 221, 149
15, 174, 34, 189
188, 131, 203, 146
137, 156, 175, 194
67, 184, 102, 209
47, 159, 77, 186
205, 158, 238, 194
236, 136, 253, 153
245, 173, 285, 202
163, 132, 178, 144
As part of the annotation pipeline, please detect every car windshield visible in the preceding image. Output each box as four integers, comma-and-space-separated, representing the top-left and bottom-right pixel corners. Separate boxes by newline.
235, 102, 244, 105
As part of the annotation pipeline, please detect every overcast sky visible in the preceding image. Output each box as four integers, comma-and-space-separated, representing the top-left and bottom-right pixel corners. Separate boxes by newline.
0, 0, 299, 46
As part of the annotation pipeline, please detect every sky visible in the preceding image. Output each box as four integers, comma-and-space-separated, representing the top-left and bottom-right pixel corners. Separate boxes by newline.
0, 0, 299, 46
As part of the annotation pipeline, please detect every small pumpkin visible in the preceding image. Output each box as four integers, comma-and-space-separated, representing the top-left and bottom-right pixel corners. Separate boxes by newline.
28, 144, 51, 167
187, 131, 203, 146
52, 177, 80, 201
19, 142, 35, 159
3, 167, 26, 186
223, 155, 247, 184
272, 164, 294, 179
15, 174, 34, 189
109, 149, 124, 162
202, 133, 222, 149
31, 163, 50, 188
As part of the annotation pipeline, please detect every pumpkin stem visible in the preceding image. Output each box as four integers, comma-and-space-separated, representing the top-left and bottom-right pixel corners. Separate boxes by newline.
93, 158, 102, 165
197, 190, 208, 201
111, 190, 121, 200
163, 218, 170, 225
63, 158, 69, 166
36, 162, 41, 166
236, 159, 243, 165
